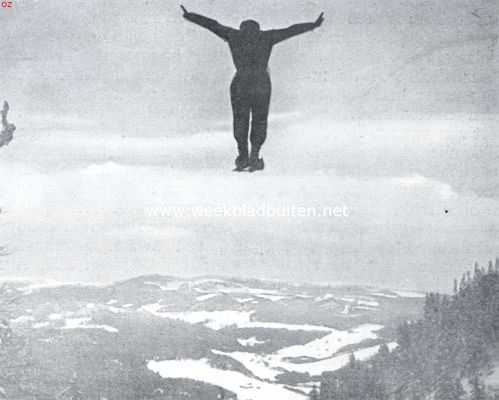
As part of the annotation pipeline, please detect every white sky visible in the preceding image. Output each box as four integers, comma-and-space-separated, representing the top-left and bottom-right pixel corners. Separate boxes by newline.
0, 0, 497, 291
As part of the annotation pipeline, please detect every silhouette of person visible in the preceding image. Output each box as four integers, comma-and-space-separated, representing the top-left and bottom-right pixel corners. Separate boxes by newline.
181, 6, 324, 171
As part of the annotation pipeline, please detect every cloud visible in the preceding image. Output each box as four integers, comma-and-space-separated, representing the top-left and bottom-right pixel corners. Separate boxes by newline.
3, 113, 497, 198
0, 146, 498, 290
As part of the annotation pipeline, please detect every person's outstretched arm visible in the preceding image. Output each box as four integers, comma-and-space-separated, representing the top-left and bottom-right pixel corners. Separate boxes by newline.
267, 12, 324, 45
181, 5, 234, 41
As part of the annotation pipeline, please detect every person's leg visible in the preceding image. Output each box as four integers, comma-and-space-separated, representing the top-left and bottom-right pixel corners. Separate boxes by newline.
249, 74, 271, 170
230, 76, 251, 169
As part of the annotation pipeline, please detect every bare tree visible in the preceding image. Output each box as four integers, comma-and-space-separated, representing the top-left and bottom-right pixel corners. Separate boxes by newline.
0, 101, 15, 148
0, 101, 13, 271
0, 105, 28, 397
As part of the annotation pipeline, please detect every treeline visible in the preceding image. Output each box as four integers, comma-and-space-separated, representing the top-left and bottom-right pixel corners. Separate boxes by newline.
320, 260, 499, 400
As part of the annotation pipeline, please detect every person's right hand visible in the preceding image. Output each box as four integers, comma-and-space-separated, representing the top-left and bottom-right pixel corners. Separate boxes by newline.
180, 5, 188, 16
314, 12, 324, 28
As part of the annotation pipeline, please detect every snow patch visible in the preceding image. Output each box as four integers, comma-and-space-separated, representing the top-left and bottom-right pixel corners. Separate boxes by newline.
141, 304, 253, 330
214, 324, 384, 380
277, 324, 383, 359
33, 321, 50, 329
144, 280, 185, 291
255, 294, 287, 302
314, 294, 334, 302
235, 298, 254, 303
10, 315, 35, 324
355, 306, 377, 311
370, 292, 397, 299
148, 358, 305, 400
17, 279, 68, 294
196, 293, 220, 302
141, 304, 334, 332
238, 337, 267, 347
246, 321, 332, 332
214, 337, 396, 381
392, 290, 425, 298
339, 297, 356, 303
294, 294, 313, 299
107, 306, 126, 313
193, 281, 285, 298
61, 318, 119, 333
357, 299, 379, 307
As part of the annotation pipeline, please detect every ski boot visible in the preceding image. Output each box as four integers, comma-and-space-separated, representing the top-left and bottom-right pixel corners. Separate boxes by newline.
248, 151, 264, 172
234, 153, 249, 171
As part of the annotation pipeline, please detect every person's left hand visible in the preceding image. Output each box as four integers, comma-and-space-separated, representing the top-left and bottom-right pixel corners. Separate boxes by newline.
314, 12, 324, 28
180, 5, 188, 16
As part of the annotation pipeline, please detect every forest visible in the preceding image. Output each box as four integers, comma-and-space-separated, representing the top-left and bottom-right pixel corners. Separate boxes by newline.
320, 260, 499, 400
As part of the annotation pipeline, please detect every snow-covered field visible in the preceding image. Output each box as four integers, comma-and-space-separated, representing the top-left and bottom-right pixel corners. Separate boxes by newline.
212, 324, 388, 380
213, 342, 397, 380
140, 303, 334, 332
3, 276, 419, 400
148, 320, 395, 398
10, 307, 121, 333
192, 280, 286, 297
276, 324, 383, 359
143, 295, 396, 395
148, 358, 306, 400
140, 304, 255, 330
149, 329, 397, 399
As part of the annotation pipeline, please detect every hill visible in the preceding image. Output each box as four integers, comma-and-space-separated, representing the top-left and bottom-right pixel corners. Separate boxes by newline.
0, 275, 423, 399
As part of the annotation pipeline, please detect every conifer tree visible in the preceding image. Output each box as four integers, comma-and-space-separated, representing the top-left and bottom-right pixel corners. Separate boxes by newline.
309, 384, 319, 400
320, 261, 499, 400
470, 375, 487, 400
435, 374, 465, 400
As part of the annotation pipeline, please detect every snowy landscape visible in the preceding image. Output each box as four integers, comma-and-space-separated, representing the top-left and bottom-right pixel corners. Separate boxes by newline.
0, 275, 423, 399
0, 0, 496, 398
